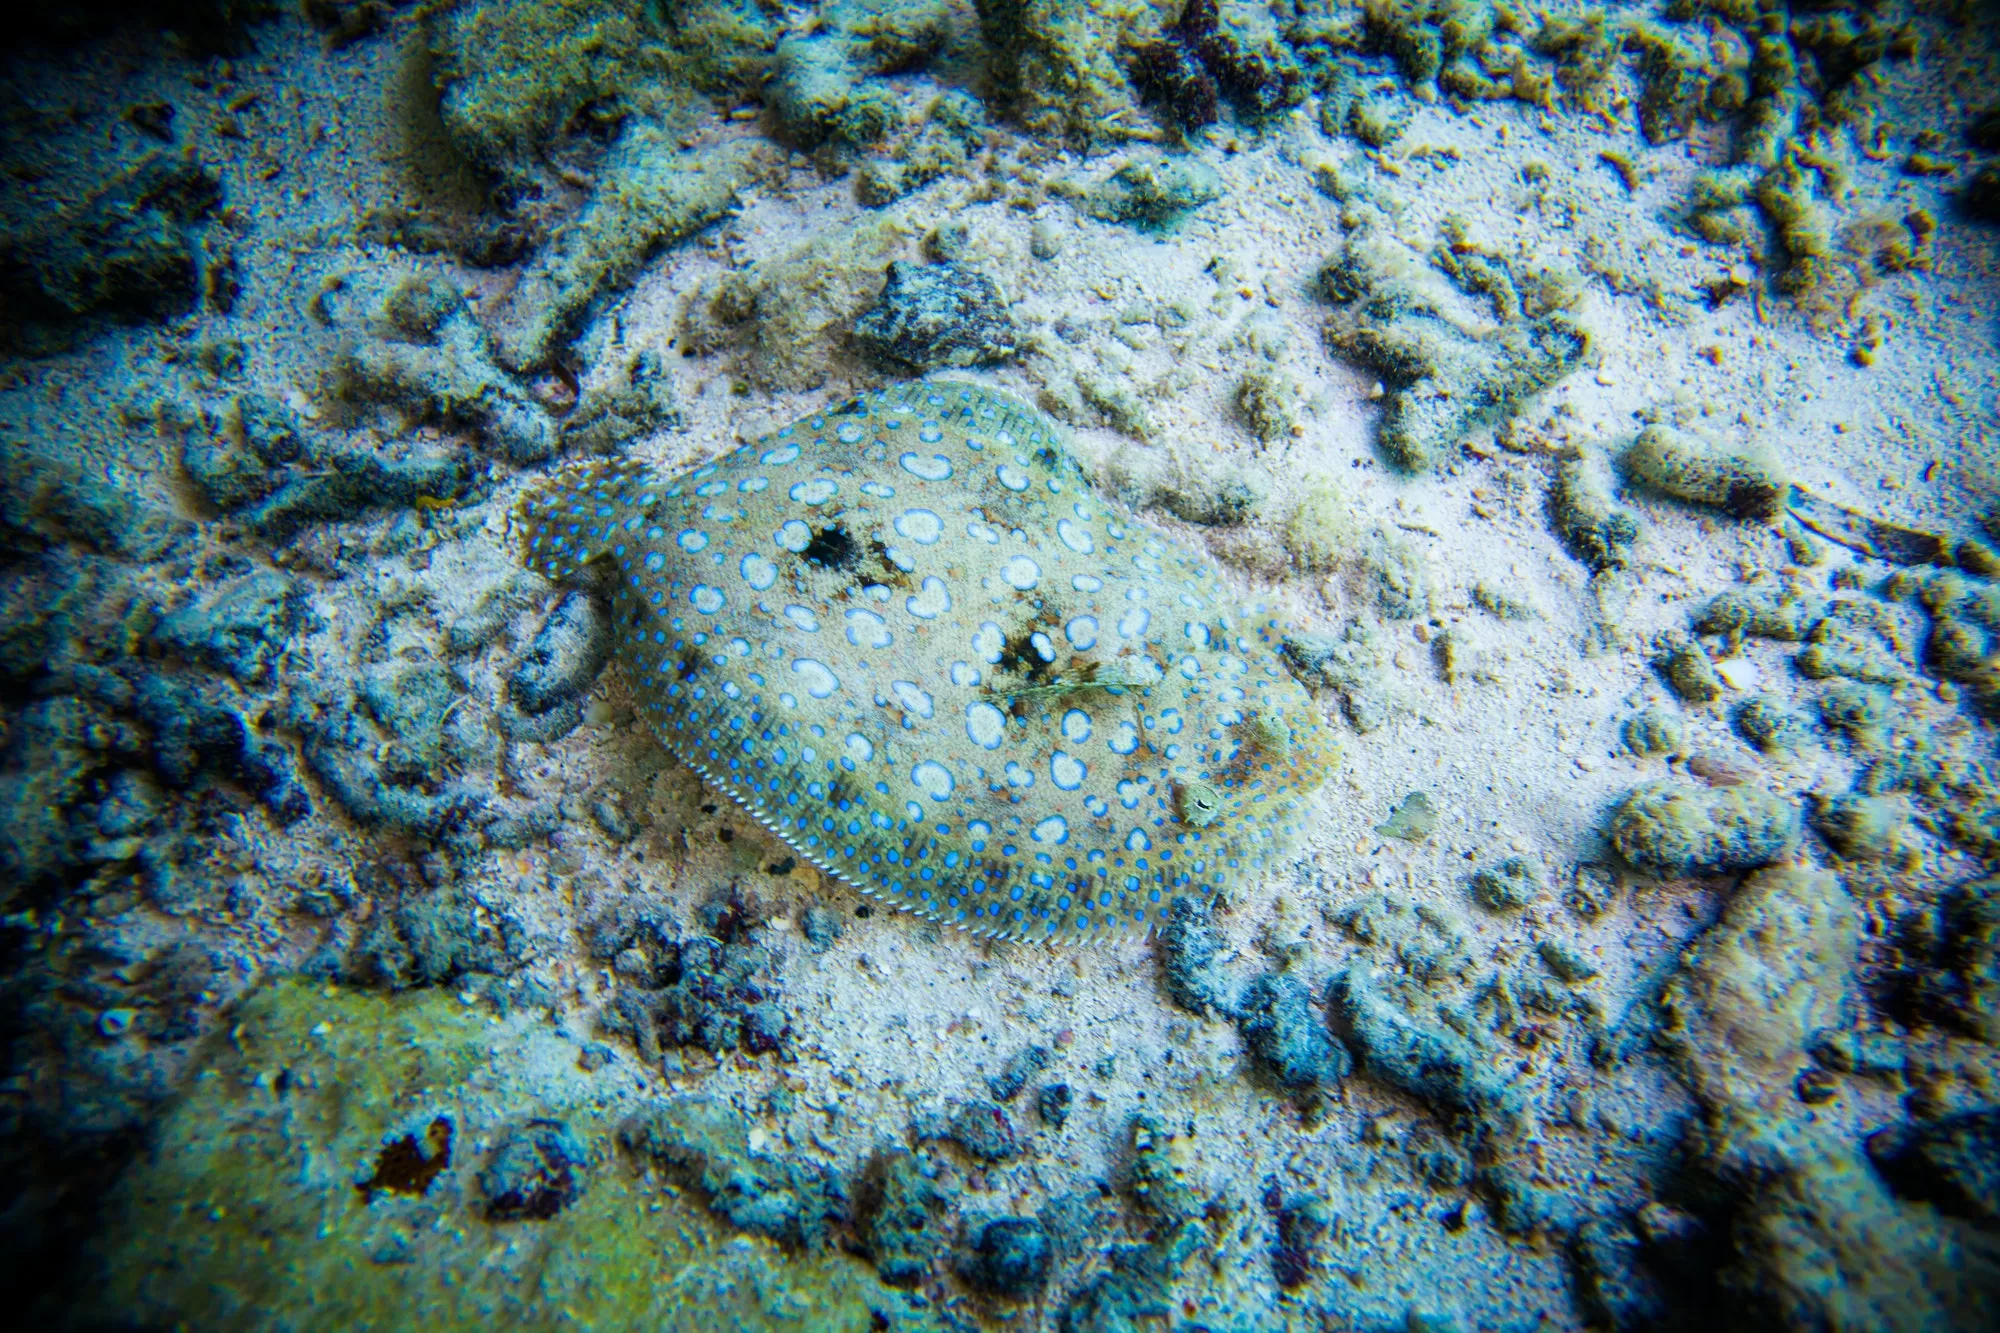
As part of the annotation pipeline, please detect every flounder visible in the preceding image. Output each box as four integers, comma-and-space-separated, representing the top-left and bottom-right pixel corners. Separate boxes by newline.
518, 381, 1335, 939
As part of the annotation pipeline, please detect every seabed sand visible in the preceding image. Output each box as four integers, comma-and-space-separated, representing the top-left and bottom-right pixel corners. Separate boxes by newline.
2, 2, 1999, 1329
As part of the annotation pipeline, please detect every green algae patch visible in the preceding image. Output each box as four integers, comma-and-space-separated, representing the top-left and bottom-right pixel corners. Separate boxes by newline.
85, 979, 927, 1332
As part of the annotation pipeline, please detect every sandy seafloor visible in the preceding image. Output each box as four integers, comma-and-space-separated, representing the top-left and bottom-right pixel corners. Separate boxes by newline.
3, 2, 2000, 1330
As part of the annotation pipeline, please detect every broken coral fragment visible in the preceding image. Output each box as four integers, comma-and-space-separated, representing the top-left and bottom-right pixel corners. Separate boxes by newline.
1608, 781, 1800, 877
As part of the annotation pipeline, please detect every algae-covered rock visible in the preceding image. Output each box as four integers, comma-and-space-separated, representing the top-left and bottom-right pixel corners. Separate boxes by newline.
683, 212, 906, 390
1663, 640, 1725, 704
1280, 475, 1360, 573
427, 0, 775, 184
1551, 449, 1639, 572
767, 0, 950, 148
1693, 1112, 2000, 1331
1697, 587, 1821, 643
975, 0, 1161, 144
1078, 155, 1225, 231
1628, 20, 1750, 146
1608, 781, 1799, 877
1624, 423, 1788, 523
1469, 856, 1543, 912
486, 130, 777, 373
1327, 959, 1510, 1115
1622, 707, 1685, 757
151, 569, 309, 685
1929, 877, 2000, 1044
1867, 1107, 2000, 1226
1319, 221, 1588, 472
508, 591, 611, 717
1735, 696, 1811, 754
1332, 891, 1474, 985
338, 276, 556, 462
957, 1214, 1051, 1298
1, 439, 186, 561
1129, 0, 1306, 134
1658, 863, 1856, 1110
1816, 680, 1889, 739
623, 1096, 846, 1250
1236, 971, 1352, 1093
242, 446, 466, 540
0, 151, 222, 354
562, 346, 683, 453
1811, 794, 1906, 861
864, 1150, 952, 1287
851, 260, 1021, 371
83, 980, 925, 1331
1659, 863, 2000, 1329
1159, 893, 1239, 1018
480, 1118, 588, 1220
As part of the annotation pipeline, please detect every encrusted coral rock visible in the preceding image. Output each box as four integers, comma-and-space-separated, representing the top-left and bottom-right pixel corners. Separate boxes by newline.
1607, 781, 1800, 877
517, 382, 1336, 940
481, 1118, 588, 1221
1658, 864, 1857, 1112
1319, 217, 1588, 472
851, 260, 1021, 371
1624, 424, 1789, 523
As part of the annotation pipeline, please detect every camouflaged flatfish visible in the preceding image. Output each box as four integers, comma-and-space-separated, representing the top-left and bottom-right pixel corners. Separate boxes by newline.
518, 381, 1335, 940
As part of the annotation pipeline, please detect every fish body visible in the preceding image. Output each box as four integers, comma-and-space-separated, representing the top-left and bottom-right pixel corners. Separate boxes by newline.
519, 381, 1335, 939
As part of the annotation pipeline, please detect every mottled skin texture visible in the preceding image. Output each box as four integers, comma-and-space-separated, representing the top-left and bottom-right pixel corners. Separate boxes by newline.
519, 382, 1335, 939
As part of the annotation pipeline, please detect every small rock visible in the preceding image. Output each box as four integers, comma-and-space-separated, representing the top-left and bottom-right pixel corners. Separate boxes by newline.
1686, 751, 1755, 786
1735, 696, 1811, 753
1036, 1082, 1071, 1130
1551, 449, 1639, 572
866, 1150, 951, 1287
1376, 791, 1439, 841
1159, 895, 1238, 1016
1566, 863, 1620, 918
1237, 972, 1351, 1092
1623, 423, 1789, 522
957, 1215, 1052, 1298
800, 903, 843, 952
943, 1100, 1018, 1164
1536, 938, 1599, 982
1081, 155, 1224, 231
152, 570, 310, 685
1608, 781, 1800, 877
509, 592, 611, 716
1328, 960, 1509, 1115
1806, 1028, 1906, 1078
988, 1045, 1052, 1101
851, 260, 1020, 371
1269, 1191, 1333, 1289
1662, 641, 1724, 704
1811, 794, 1905, 861
1470, 857, 1544, 912
1621, 708, 1684, 757
480, 1118, 587, 1221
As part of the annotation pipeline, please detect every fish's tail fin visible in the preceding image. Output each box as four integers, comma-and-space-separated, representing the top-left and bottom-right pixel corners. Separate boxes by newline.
514, 457, 659, 587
